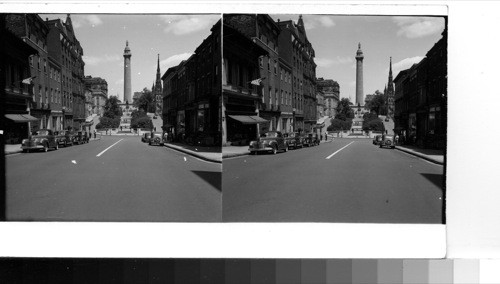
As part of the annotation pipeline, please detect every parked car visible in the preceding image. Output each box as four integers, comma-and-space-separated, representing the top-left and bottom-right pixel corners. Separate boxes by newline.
302, 133, 320, 147
373, 135, 383, 145
21, 129, 59, 152
54, 130, 75, 147
149, 132, 165, 146
74, 131, 89, 144
141, 132, 152, 143
380, 135, 395, 149
249, 131, 288, 155
283, 132, 303, 149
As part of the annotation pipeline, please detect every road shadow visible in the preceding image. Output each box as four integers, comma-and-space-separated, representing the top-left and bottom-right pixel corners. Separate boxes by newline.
168, 142, 221, 154
192, 171, 221, 192
421, 173, 445, 191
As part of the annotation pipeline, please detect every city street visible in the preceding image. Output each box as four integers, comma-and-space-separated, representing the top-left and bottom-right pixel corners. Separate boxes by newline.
222, 139, 444, 223
5, 135, 221, 222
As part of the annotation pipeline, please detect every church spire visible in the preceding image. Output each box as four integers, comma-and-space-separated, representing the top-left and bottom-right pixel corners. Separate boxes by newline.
157, 54, 160, 73
389, 56, 393, 79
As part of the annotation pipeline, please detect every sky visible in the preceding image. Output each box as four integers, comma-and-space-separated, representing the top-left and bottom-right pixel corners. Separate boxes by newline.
40, 13, 444, 104
271, 14, 446, 102
41, 14, 221, 102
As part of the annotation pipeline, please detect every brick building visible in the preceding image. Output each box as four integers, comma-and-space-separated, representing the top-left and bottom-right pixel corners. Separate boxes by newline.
46, 14, 85, 131
5, 14, 53, 132
1, 15, 39, 144
162, 20, 221, 146
277, 15, 317, 133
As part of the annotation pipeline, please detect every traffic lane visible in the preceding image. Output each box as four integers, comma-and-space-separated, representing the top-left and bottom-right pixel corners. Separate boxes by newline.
7, 136, 221, 222
222, 139, 443, 223
90, 137, 222, 222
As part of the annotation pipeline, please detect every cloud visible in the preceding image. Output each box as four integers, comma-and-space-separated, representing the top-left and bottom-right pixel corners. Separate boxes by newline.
159, 15, 220, 35
392, 17, 444, 39
304, 16, 336, 30
83, 54, 121, 66
72, 15, 103, 29
115, 79, 124, 86
160, 53, 193, 70
316, 56, 353, 68
391, 56, 424, 76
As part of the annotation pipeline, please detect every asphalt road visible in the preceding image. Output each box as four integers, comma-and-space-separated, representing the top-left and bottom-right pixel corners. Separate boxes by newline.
222, 139, 444, 223
5, 135, 221, 222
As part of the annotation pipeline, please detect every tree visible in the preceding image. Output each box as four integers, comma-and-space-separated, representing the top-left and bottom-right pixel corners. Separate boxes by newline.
133, 88, 155, 113
327, 118, 353, 132
130, 109, 153, 130
365, 90, 387, 115
96, 116, 121, 129
103, 96, 123, 119
362, 111, 385, 132
334, 98, 354, 120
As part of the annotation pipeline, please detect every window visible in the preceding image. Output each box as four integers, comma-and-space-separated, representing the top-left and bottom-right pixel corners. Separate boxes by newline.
259, 56, 263, 69
281, 69, 283, 81
29, 55, 33, 67
37, 57, 41, 70
275, 89, 278, 106
274, 60, 277, 75
269, 88, 272, 105
267, 57, 270, 73
44, 59, 47, 73
281, 90, 284, 104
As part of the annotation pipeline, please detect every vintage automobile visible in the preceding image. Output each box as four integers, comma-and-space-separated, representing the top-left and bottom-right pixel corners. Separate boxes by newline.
149, 132, 165, 146
373, 134, 383, 145
380, 135, 396, 149
302, 133, 320, 147
21, 129, 59, 152
141, 132, 152, 143
248, 131, 288, 155
283, 132, 303, 149
73, 131, 89, 145
54, 130, 75, 147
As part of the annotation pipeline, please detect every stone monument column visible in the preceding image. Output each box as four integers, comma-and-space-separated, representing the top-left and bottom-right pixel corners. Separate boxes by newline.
355, 43, 364, 105
123, 40, 132, 103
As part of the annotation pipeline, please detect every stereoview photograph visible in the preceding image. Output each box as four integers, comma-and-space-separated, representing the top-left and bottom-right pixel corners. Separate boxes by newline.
2, 14, 222, 221
221, 14, 447, 223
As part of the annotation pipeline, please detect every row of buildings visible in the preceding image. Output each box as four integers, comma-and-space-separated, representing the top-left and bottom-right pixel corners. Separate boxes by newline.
393, 21, 447, 149
222, 14, 339, 146
2, 14, 109, 144
161, 21, 221, 146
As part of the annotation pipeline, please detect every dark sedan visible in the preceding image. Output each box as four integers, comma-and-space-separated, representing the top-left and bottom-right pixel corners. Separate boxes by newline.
284, 132, 303, 149
21, 129, 59, 152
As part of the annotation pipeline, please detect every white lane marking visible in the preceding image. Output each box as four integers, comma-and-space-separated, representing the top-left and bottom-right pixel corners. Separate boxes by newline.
326, 141, 354, 159
96, 139, 123, 157
71, 160, 77, 164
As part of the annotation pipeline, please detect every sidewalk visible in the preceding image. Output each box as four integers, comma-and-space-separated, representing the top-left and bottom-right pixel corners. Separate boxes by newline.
395, 145, 445, 165
4, 136, 103, 156
163, 142, 222, 163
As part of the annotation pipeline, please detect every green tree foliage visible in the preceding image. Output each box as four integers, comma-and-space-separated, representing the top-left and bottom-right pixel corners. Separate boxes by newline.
365, 90, 387, 115
130, 109, 153, 129
103, 96, 123, 119
334, 98, 354, 120
327, 118, 353, 131
96, 116, 121, 129
133, 88, 156, 113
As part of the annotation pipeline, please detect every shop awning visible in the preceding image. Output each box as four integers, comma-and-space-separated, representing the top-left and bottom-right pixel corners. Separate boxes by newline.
228, 115, 268, 124
5, 114, 39, 123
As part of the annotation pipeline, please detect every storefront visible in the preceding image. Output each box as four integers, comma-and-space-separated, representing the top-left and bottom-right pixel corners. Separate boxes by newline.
4, 114, 39, 144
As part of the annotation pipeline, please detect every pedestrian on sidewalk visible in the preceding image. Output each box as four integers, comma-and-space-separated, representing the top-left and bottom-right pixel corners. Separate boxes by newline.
93, 129, 96, 139
395, 134, 400, 145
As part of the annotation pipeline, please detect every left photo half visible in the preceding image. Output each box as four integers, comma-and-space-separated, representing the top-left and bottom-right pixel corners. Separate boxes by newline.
1, 14, 222, 222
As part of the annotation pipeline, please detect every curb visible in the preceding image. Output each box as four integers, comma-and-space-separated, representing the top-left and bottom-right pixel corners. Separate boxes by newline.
5, 149, 22, 155
163, 144, 222, 163
395, 146, 444, 165
222, 152, 249, 159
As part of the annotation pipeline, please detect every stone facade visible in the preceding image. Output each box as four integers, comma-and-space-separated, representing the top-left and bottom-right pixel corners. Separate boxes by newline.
316, 77, 340, 118
83, 76, 108, 116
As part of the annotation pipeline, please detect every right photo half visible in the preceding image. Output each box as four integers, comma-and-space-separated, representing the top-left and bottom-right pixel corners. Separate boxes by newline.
221, 14, 447, 223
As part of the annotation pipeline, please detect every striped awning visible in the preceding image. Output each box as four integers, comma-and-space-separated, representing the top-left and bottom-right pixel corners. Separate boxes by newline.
228, 115, 268, 124
5, 114, 39, 123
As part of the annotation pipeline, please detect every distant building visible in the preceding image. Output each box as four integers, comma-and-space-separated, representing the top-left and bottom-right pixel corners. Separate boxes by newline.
316, 78, 339, 118
83, 76, 108, 116
152, 54, 163, 115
